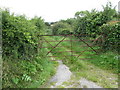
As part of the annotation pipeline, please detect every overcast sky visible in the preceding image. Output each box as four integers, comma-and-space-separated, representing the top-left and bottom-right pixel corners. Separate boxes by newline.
0, 0, 119, 22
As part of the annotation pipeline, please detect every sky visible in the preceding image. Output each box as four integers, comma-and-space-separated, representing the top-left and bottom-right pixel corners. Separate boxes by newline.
0, 0, 119, 22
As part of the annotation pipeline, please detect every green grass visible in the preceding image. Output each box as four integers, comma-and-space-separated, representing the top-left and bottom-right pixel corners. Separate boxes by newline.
44, 36, 118, 88
87, 51, 119, 74
2, 47, 56, 88
45, 36, 118, 74
63, 37, 118, 74
6, 35, 116, 88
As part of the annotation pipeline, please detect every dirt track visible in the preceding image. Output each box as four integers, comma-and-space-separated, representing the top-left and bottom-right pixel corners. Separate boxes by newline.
48, 60, 102, 88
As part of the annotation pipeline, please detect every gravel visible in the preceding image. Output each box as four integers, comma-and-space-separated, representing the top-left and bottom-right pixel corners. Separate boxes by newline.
78, 78, 102, 88
50, 60, 72, 87
48, 60, 103, 88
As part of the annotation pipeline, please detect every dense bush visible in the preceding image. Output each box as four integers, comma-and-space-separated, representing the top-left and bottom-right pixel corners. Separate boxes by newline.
73, 2, 118, 52
52, 22, 73, 35
99, 22, 120, 52
74, 2, 117, 35
2, 9, 55, 88
2, 9, 45, 60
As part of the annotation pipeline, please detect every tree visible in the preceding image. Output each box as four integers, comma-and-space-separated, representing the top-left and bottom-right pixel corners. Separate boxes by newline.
74, 2, 117, 38
52, 22, 73, 35
102, 2, 117, 22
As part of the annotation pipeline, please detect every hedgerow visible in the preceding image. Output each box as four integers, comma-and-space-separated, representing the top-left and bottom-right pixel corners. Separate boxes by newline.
2, 9, 44, 60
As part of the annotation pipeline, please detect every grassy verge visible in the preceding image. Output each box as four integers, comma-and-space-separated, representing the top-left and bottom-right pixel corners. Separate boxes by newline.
2, 47, 56, 88
61, 36, 118, 74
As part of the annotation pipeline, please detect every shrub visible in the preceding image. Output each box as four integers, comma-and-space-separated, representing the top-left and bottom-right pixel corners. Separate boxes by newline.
2, 9, 45, 60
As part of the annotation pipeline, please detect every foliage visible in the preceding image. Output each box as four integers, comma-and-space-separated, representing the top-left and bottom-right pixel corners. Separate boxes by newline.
102, 2, 117, 21
99, 22, 120, 51
2, 9, 45, 60
60, 18, 77, 32
31, 16, 46, 35
74, 2, 117, 36
73, 2, 118, 51
1, 1, 119, 88
2, 53, 55, 88
52, 21, 73, 35
2, 9, 55, 88
21, 74, 32, 82
88, 52, 119, 74
12, 77, 19, 84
